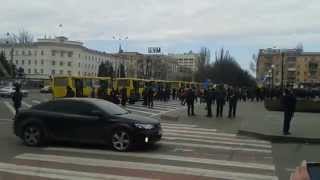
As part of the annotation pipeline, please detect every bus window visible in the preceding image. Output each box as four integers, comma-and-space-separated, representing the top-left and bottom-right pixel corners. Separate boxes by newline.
92, 79, 100, 88
54, 78, 68, 87
118, 80, 129, 87
100, 80, 109, 89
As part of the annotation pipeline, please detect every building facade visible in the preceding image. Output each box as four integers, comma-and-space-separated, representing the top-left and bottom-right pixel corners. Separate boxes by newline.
0, 36, 122, 79
257, 48, 320, 88
169, 52, 200, 72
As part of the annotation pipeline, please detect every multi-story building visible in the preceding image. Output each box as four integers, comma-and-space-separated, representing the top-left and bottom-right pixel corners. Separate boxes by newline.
0, 36, 122, 79
257, 48, 320, 88
169, 52, 200, 72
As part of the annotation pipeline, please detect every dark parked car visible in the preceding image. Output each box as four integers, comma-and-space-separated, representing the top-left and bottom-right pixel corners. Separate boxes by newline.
13, 98, 162, 151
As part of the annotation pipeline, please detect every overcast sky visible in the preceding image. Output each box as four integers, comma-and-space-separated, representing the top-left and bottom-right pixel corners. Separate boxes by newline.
1, 0, 320, 72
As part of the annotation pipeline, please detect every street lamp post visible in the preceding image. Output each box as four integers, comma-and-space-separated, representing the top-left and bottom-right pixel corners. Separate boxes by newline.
6, 32, 15, 78
281, 52, 285, 92
271, 64, 275, 89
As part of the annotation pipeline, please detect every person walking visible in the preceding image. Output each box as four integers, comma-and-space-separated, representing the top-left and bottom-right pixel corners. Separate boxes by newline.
186, 87, 195, 116
172, 88, 176, 100
65, 86, 75, 97
216, 85, 226, 118
228, 88, 239, 118
282, 89, 297, 135
12, 83, 23, 115
147, 86, 154, 108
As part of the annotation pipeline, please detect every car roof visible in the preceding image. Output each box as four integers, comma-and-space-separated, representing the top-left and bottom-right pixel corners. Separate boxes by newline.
53, 98, 110, 104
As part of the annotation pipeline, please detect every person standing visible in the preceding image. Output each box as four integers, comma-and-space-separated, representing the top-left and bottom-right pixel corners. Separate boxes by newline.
65, 86, 75, 97
228, 88, 239, 118
282, 89, 297, 135
147, 86, 154, 108
206, 88, 213, 117
186, 87, 195, 116
12, 83, 23, 115
121, 87, 127, 106
216, 85, 226, 118
172, 88, 176, 100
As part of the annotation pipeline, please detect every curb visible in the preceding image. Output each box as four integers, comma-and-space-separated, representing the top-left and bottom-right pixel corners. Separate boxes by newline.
238, 130, 320, 144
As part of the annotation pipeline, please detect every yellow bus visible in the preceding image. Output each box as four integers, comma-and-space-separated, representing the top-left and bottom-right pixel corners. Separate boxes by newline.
52, 76, 111, 98
114, 78, 147, 98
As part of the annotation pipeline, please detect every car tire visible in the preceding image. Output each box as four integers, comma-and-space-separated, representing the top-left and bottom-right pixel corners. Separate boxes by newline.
111, 129, 132, 152
22, 124, 44, 147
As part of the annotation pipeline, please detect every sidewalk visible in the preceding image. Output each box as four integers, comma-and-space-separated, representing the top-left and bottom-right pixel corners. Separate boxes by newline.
159, 101, 320, 143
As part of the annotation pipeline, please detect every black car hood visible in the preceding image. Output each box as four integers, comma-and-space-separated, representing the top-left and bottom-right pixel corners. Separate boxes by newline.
118, 113, 159, 124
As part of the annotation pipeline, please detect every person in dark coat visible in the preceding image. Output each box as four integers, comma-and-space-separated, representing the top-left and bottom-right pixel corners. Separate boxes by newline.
65, 86, 75, 97
228, 88, 239, 118
216, 85, 226, 118
172, 88, 176, 100
186, 87, 195, 116
120, 87, 127, 106
206, 88, 213, 117
12, 83, 23, 115
282, 89, 297, 135
147, 87, 154, 108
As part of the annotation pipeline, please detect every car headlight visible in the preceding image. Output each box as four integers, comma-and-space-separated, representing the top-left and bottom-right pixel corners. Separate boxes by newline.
134, 123, 154, 130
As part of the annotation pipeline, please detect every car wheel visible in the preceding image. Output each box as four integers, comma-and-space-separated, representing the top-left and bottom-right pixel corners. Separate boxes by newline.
111, 129, 131, 151
22, 124, 44, 146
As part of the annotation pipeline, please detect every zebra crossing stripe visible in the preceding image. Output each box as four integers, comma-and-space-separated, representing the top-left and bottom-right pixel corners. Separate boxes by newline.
32, 100, 41, 104
160, 122, 198, 128
164, 129, 236, 137
0, 162, 153, 180
162, 125, 217, 132
44, 147, 275, 171
163, 137, 272, 149
161, 141, 272, 153
165, 132, 271, 145
16, 154, 278, 180
125, 108, 158, 115
126, 105, 163, 113
131, 104, 174, 111
22, 101, 32, 108
4, 101, 15, 114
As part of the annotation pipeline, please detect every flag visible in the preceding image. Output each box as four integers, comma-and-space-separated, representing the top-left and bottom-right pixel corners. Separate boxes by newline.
58, 24, 63, 27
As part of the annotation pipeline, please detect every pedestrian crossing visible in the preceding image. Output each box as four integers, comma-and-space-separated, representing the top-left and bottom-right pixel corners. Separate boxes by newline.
0, 122, 278, 180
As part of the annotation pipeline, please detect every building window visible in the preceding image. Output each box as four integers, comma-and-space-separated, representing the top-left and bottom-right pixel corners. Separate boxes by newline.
15, 60, 18, 65
28, 60, 31, 65
60, 70, 63, 75
34, 60, 37, 65
78, 54, 81, 58
28, 68, 31, 74
28, 50, 31, 55
78, 71, 80, 76
78, 62, 80, 67
22, 51, 25, 55
51, 70, 55, 75
52, 51, 56, 56
60, 51, 64, 57
41, 50, 44, 55
34, 50, 37, 56
34, 69, 38, 74
40, 69, 44, 74
67, 62, 72, 66
22, 60, 24, 65
60, 61, 64, 66
67, 70, 72, 76
15, 50, 19, 55
68, 52, 72, 57
52, 61, 56, 66
41, 59, 44, 65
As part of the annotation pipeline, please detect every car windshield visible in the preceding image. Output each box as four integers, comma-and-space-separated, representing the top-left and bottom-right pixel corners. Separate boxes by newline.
93, 100, 129, 116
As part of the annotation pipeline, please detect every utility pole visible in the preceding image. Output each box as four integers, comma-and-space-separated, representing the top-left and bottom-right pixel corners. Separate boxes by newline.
281, 52, 285, 92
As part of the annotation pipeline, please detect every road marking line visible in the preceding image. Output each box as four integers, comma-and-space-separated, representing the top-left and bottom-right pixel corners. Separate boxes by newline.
0, 162, 153, 180
165, 132, 271, 145
164, 129, 236, 137
161, 141, 272, 153
132, 104, 174, 111
16, 154, 278, 180
0, 118, 12, 121
125, 108, 158, 115
163, 137, 272, 149
126, 105, 163, 113
162, 126, 217, 132
22, 101, 32, 108
32, 100, 41, 104
44, 147, 275, 171
4, 101, 15, 114
151, 106, 186, 117
160, 123, 198, 128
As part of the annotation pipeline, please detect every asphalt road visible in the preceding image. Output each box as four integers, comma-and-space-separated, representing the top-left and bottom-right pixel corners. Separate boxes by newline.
0, 91, 318, 179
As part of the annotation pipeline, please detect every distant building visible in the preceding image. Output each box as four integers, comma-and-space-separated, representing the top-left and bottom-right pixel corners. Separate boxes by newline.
169, 52, 200, 72
0, 36, 123, 79
257, 47, 320, 88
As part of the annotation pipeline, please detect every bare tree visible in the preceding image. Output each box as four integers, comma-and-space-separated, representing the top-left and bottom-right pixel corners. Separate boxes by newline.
249, 54, 258, 74
0, 30, 34, 45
